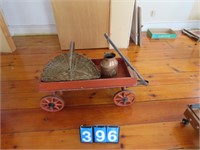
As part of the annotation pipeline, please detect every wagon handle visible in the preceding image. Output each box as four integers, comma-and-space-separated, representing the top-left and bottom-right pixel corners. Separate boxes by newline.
104, 33, 149, 86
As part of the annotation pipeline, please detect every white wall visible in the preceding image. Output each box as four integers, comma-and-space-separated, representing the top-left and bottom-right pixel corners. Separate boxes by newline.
137, 0, 200, 30
0, 0, 135, 48
1, 0, 57, 35
0, 0, 199, 48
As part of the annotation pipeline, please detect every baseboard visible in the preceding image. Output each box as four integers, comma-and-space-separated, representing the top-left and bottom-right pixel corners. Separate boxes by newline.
141, 20, 200, 31
8, 20, 200, 36
8, 24, 57, 36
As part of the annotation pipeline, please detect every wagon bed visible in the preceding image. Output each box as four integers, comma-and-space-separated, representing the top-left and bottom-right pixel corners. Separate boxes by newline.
39, 58, 137, 92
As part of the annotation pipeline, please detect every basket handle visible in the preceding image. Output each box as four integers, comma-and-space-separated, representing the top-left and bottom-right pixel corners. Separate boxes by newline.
69, 41, 75, 70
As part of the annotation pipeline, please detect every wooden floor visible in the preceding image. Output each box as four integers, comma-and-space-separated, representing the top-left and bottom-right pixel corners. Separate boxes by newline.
1, 32, 199, 149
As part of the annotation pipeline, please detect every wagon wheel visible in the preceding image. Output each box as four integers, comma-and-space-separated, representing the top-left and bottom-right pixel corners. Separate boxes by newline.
40, 95, 65, 112
113, 90, 135, 106
182, 118, 189, 125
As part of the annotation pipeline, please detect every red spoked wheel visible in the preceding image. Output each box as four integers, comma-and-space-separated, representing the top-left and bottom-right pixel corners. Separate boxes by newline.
113, 90, 135, 106
40, 95, 65, 112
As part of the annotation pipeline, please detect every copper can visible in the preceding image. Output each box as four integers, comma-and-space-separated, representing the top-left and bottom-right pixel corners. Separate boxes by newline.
100, 52, 118, 78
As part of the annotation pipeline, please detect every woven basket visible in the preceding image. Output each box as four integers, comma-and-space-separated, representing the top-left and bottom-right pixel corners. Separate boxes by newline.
41, 52, 100, 82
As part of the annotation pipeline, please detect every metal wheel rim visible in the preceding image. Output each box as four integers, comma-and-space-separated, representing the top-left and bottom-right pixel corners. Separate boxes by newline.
113, 90, 135, 106
40, 95, 64, 112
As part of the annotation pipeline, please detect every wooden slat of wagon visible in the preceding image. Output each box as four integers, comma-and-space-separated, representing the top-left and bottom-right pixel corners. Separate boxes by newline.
39, 77, 137, 92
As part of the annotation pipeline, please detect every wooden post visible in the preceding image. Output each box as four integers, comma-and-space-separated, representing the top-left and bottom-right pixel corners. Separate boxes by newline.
0, 10, 16, 53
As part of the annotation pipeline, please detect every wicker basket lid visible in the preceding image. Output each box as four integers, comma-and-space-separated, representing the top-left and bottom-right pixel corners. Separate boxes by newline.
41, 52, 100, 82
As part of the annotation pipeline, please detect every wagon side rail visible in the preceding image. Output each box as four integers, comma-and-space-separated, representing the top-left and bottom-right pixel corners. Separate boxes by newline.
39, 77, 137, 92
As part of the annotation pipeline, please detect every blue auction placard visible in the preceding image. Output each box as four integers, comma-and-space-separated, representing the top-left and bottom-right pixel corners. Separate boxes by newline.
80, 125, 93, 143
106, 126, 120, 143
93, 126, 107, 143
80, 125, 120, 143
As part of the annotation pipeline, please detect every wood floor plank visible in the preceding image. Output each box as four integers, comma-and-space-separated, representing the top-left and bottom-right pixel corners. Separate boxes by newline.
1, 121, 199, 149
1, 89, 114, 110
1, 47, 198, 67
1, 65, 43, 81
139, 39, 197, 51
1, 98, 198, 134
13, 35, 60, 48
132, 83, 200, 101
0, 53, 57, 67
1, 80, 38, 94
1, 58, 199, 81
132, 58, 199, 74
1, 83, 199, 110
143, 71, 199, 86
120, 122, 199, 149
1, 33, 199, 149
1, 71, 199, 94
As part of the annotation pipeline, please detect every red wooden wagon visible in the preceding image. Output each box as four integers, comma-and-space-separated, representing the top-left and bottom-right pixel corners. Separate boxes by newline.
39, 34, 148, 112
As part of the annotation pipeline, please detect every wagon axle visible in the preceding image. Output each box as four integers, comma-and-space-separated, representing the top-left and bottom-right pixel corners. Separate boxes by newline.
48, 103, 55, 109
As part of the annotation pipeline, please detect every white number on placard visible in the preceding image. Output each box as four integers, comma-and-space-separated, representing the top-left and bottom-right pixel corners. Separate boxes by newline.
107, 130, 117, 142
82, 131, 92, 142
95, 130, 105, 142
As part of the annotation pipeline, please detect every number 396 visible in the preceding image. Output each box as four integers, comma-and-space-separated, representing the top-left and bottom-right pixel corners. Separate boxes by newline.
80, 125, 120, 143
